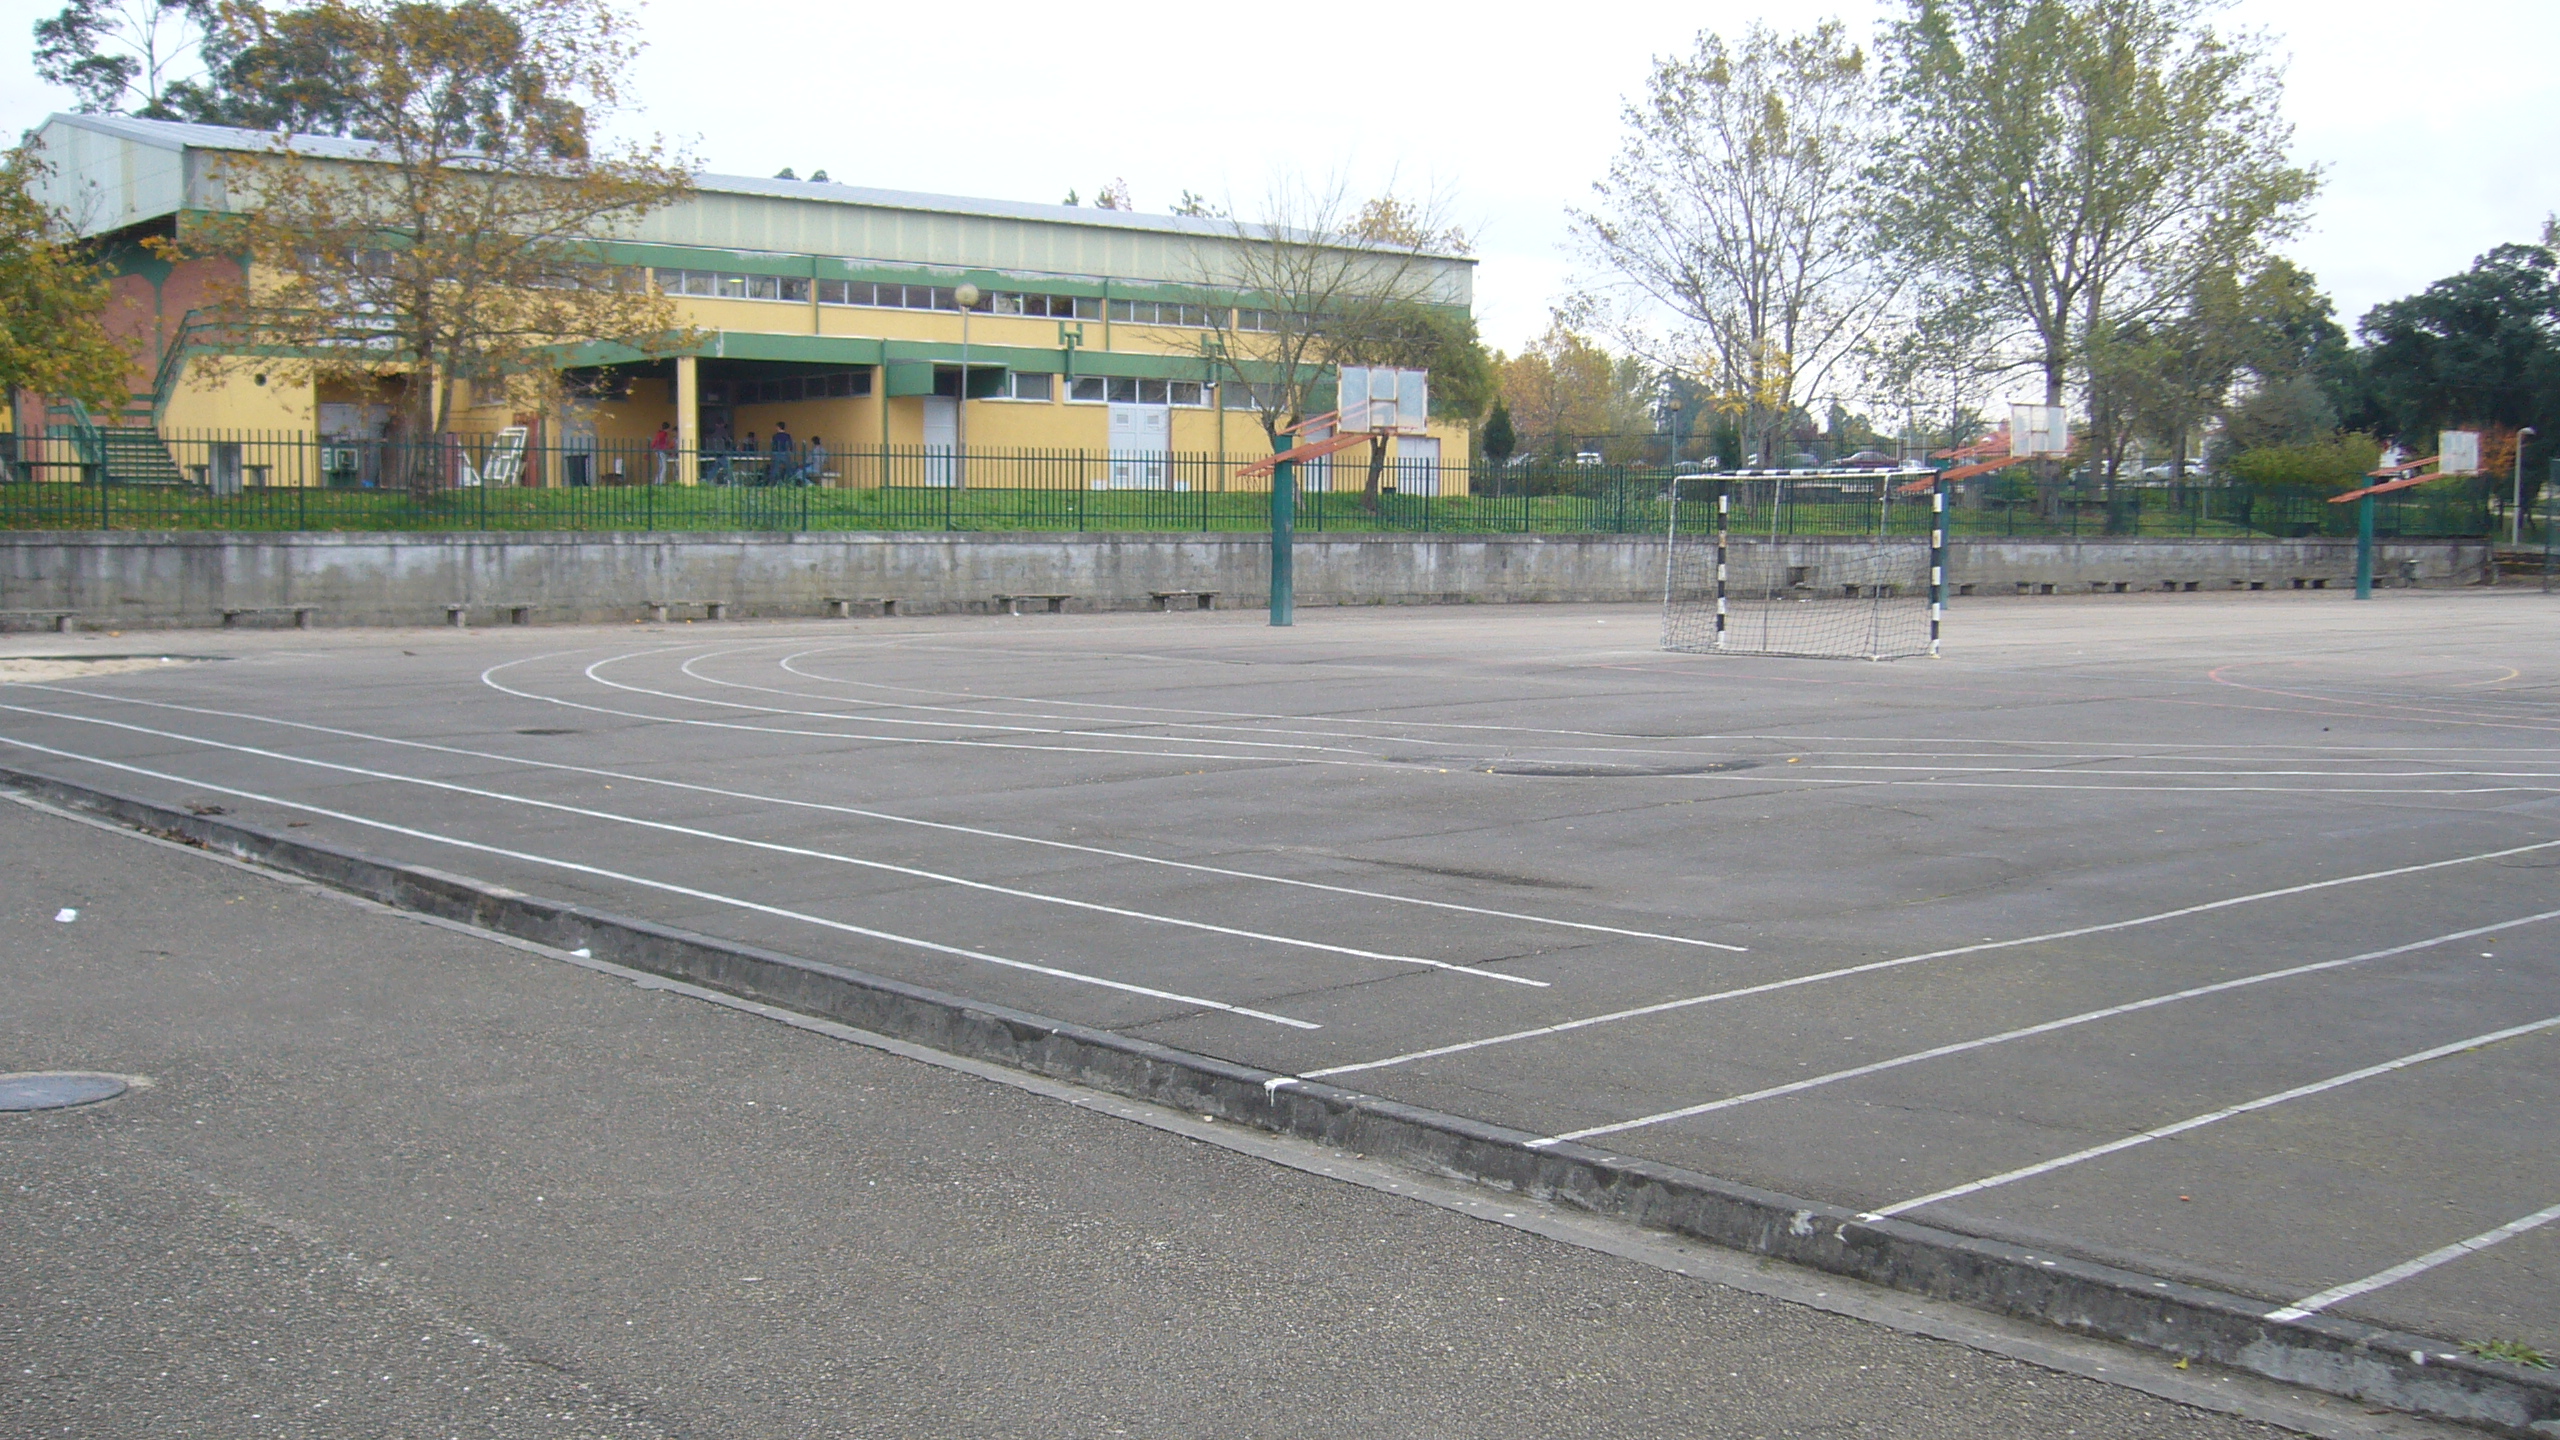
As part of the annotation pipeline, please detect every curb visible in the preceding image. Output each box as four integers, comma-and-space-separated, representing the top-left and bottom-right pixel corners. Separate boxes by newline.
10, 762, 2555, 1437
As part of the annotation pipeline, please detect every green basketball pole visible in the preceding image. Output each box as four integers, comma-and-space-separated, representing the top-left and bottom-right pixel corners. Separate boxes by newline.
2355, 470, 2375, 600
1269, 453, 1295, 627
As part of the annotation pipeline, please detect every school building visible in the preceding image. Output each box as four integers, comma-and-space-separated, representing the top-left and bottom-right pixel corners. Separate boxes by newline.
19, 112, 1477, 492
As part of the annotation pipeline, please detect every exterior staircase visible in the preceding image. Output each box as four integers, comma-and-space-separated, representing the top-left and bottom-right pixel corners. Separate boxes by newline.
46, 399, 189, 485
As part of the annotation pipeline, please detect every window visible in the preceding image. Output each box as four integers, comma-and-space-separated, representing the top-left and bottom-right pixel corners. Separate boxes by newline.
734, 369, 874, 404
1107, 299, 1219, 328
658, 267, 816, 303
1235, 308, 1280, 333
1076, 377, 1207, 406
997, 373, 1052, 402
1221, 381, 1280, 411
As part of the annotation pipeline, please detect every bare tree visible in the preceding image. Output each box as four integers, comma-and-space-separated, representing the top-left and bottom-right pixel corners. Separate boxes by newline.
1576, 20, 1892, 468
1190, 176, 1476, 504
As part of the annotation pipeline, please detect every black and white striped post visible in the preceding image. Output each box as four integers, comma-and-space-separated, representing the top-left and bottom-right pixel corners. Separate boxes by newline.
1928, 478, 1947, 657
1714, 485, 1731, 650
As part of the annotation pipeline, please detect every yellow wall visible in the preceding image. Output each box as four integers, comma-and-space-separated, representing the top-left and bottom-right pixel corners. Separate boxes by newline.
162, 359, 316, 435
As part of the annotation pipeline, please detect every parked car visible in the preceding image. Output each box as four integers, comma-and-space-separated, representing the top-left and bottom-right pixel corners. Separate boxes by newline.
1573, 450, 1605, 467
1840, 450, 1901, 469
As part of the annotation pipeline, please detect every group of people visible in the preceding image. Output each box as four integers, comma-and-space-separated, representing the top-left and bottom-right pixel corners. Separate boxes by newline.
647, 421, 831, 486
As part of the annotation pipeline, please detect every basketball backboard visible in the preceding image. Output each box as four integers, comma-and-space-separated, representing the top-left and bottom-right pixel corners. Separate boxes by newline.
2010, 403, 2070, 457
2439, 430, 2481, 475
1338, 366, 1429, 434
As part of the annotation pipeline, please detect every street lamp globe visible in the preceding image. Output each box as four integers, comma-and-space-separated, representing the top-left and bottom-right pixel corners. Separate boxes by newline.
953, 283, 981, 309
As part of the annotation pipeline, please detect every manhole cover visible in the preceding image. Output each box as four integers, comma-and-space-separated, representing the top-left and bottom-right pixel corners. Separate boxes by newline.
0, 1072, 129, 1112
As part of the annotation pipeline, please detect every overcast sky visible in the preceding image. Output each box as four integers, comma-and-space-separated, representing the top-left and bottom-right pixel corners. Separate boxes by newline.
6, 0, 2554, 358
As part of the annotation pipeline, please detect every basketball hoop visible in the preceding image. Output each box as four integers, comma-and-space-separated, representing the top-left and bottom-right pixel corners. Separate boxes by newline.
1235, 366, 1430, 478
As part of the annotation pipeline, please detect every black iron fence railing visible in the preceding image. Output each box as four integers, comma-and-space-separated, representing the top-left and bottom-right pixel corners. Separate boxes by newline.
0, 432, 2499, 540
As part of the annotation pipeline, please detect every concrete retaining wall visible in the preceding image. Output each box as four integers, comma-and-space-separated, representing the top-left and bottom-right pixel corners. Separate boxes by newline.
0, 531, 2495, 629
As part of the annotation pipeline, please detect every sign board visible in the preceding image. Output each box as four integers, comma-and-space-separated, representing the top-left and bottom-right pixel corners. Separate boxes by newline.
1338, 366, 1429, 434
2439, 430, 2481, 476
2010, 403, 2070, 457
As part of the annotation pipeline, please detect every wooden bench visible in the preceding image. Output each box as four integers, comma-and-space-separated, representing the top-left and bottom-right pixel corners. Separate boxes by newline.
446, 603, 537, 626
1149, 590, 1219, 612
221, 605, 316, 629
824, 597, 900, 617
995, 593, 1071, 615
646, 600, 731, 622
0, 609, 77, 633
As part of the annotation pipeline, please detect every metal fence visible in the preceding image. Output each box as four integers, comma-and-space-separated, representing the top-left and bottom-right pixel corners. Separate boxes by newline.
0, 431, 2498, 540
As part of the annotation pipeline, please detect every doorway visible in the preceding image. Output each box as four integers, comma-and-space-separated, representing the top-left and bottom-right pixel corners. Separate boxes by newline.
921, 396, 958, 487
1105, 403, 1171, 489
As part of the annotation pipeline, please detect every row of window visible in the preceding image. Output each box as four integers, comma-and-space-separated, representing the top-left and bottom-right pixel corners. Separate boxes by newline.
705, 370, 874, 405
654, 267, 1284, 331
704, 370, 1294, 410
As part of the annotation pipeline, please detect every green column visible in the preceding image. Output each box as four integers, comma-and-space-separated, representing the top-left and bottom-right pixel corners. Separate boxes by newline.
1269, 452, 1295, 627
2355, 472, 2376, 600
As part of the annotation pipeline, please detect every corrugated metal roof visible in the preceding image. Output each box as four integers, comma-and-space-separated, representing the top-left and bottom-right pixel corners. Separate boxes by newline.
35, 112, 1468, 261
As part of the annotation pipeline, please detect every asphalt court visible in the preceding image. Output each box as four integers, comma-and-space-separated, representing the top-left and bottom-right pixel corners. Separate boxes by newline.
4, 589, 2557, 1362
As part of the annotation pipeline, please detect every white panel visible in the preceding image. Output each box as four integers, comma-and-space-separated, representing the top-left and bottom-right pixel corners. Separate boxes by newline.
2439, 430, 2481, 475
2009, 403, 2070, 457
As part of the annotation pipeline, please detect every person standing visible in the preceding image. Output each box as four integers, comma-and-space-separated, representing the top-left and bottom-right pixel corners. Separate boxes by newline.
767, 421, 795, 488
649, 421, 674, 484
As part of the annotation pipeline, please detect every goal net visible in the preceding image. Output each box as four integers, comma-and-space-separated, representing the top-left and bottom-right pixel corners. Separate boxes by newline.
1663, 474, 1942, 661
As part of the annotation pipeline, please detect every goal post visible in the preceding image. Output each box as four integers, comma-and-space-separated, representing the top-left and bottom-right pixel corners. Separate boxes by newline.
1663, 468, 1944, 661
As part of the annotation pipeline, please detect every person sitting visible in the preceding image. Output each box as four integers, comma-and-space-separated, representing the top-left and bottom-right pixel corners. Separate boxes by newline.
800, 435, 829, 486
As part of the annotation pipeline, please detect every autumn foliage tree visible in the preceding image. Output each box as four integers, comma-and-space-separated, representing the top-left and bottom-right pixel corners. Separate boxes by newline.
185, 0, 690, 485
0, 148, 142, 423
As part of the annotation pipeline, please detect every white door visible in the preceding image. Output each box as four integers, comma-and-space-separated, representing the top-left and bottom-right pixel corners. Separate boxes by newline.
921, 397, 958, 487
1105, 403, 1172, 489
1395, 435, 1440, 497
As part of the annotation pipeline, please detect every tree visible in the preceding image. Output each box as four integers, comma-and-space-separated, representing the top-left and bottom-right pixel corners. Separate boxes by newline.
1480, 399, 1516, 467
1873, 0, 2316, 414
1190, 177, 1475, 504
33, 0, 216, 118
1496, 318, 1653, 462
0, 148, 141, 417
2356, 241, 2560, 517
1577, 21, 1888, 470
184, 0, 690, 486
185, 0, 590, 155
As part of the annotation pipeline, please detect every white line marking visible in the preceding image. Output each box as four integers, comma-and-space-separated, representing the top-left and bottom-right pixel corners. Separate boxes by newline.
675, 650, 1381, 756
2267, 1202, 2560, 1322
1299, 836, 2560, 1082
1527, 908, 2560, 1146
0, 733, 1317, 1028
539, 650, 2555, 796
0, 702, 1532, 987
31, 677, 1746, 955
1864, 1015, 2560, 1221
578, 650, 1392, 769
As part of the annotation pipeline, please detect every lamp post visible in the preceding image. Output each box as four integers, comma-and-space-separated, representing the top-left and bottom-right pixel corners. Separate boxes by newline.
2516, 427, 2538, 547
1665, 395, 1685, 466
953, 282, 980, 489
